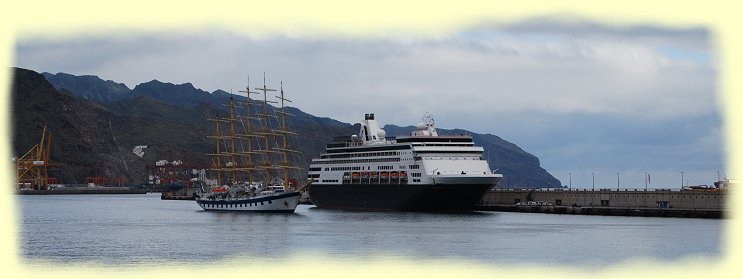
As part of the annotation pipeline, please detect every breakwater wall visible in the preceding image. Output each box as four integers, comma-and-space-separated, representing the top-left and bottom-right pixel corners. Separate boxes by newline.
477, 188, 727, 218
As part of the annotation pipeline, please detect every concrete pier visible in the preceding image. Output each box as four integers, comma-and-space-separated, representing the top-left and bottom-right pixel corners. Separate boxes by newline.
161, 187, 199, 200
477, 188, 727, 218
16, 187, 147, 195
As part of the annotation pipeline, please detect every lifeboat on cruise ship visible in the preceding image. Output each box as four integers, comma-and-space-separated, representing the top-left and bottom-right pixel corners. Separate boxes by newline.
370, 171, 378, 178
390, 171, 399, 178
400, 171, 407, 177
380, 172, 389, 178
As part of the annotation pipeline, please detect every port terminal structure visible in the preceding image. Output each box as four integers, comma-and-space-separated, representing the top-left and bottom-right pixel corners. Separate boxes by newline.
477, 185, 731, 218
14, 126, 58, 190
146, 160, 210, 200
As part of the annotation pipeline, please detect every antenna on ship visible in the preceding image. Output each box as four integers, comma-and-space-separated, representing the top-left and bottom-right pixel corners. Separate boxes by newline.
423, 111, 434, 127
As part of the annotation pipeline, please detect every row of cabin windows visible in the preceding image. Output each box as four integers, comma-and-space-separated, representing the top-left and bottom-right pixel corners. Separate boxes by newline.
314, 157, 402, 165
320, 164, 421, 172
342, 177, 409, 185
204, 200, 271, 208
321, 179, 339, 183
573, 194, 723, 199
419, 156, 482, 161
411, 173, 422, 177
411, 143, 474, 147
328, 166, 363, 171
324, 167, 363, 171
321, 151, 400, 159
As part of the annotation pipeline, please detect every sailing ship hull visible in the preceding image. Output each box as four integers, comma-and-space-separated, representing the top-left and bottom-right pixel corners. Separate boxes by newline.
308, 181, 498, 212
196, 191, 301, 213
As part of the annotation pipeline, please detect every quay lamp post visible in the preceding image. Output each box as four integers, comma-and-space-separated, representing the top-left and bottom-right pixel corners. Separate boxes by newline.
644, 171, 648, 191
592, 172, 595, 191
617, 171, 620, 191
568, 172, 572, 190
591, 172, 596, 207
681, 171, 684, 188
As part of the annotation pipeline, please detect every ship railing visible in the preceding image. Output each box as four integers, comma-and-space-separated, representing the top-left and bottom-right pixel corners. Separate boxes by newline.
327, 142, 365, 148
493, 187, 693, 193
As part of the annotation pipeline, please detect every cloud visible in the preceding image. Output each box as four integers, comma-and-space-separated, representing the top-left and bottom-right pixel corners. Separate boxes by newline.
14, 20, 721, 187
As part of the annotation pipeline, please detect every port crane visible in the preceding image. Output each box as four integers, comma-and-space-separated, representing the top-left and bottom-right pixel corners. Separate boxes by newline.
14, 126, 54, 190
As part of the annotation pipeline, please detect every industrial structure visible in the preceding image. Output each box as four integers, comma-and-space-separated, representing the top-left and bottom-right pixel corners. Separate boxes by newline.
146, 159, 209, 199
14, 126, 56, 190
145, 159, 207, 186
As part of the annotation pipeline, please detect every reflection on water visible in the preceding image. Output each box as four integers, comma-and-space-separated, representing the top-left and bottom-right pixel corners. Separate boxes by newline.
19, 193, 724, 267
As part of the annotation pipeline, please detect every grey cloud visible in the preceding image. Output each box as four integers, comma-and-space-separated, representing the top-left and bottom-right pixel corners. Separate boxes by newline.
13, 22, 720, 187
477, 16, 710, 50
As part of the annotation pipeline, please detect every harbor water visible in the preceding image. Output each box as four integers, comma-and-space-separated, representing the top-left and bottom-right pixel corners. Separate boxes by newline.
18, 193, 724, 268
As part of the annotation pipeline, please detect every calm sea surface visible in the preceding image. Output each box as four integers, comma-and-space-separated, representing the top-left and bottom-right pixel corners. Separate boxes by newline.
18, 193, 725, 268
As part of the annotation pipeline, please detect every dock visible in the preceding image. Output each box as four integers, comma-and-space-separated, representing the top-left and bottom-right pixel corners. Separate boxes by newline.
476, 188, 727, 218
160, 187, 198, 200
17, 186, 147, 195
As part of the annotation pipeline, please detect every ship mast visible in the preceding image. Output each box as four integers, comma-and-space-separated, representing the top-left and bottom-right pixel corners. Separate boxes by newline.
207, 100, 242, 186
238, 76, 262, 184
255, 73, 278, 184
206, 111, 226, 186
274, 81, 301, 190
228, 97, 238, 184
206, 75, 301, 189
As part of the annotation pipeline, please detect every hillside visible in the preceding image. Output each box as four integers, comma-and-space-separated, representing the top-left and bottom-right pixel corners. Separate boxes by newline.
13, 68, 146, 183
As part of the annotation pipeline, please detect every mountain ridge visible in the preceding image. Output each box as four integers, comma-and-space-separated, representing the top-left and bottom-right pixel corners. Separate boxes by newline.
13, 67, 561, 187
42, 72, 131, 104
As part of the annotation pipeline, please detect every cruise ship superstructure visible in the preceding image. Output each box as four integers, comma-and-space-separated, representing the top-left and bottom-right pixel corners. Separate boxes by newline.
307, 113, 502, 211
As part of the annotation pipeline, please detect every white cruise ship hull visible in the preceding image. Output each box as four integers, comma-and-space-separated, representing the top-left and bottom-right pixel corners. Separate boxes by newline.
196, 191, 301, 213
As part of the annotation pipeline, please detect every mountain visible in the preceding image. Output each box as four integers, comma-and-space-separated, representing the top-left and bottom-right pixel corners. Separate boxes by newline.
24, 68, 561, 187
13, 68, 147, 184
41, 72, 131, 104
131, 80, 215, 108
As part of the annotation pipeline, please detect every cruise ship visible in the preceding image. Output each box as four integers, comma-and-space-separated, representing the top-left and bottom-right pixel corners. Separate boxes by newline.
307, 113, 502, 211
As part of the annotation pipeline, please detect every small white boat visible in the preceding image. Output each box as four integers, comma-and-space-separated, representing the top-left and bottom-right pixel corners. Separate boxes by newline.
196, 184, 300, 212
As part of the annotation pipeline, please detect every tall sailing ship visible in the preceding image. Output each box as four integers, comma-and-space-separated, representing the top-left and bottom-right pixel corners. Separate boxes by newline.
195, 75, 301, 213
307, 113, 502, 211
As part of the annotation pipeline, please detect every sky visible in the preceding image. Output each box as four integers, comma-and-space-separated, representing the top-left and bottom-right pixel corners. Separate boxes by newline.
13, 19, 724, 189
